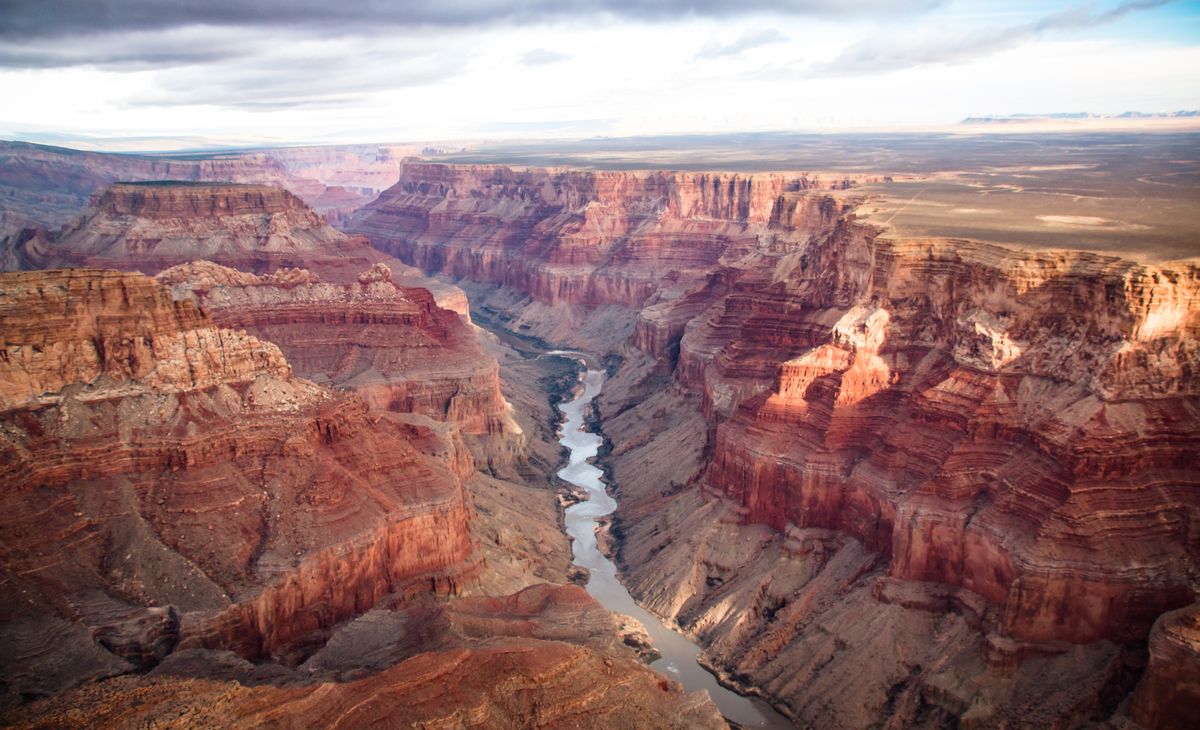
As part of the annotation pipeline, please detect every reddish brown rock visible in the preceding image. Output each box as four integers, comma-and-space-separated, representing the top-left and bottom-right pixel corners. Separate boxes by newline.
154, 261, 520, 457
349, 162, 853, 320
1130, 602, 1200, 729
0, 268, 477, 701
5, 585, 725, 730
357, 159, 1200, 728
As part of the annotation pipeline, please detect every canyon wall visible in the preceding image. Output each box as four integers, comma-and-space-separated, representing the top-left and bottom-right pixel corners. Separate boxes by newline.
155, 260, 522, 465
0, 269, 484, 702
350, 161, 847, 311
358, 160, 1200, 728
0, 140, 405, 236
0, 173, 729, 723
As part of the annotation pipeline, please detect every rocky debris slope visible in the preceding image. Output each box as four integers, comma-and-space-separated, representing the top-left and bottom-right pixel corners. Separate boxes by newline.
155, 260, 521, 466
6, 584, 724, 730
359, 159, 1200, 728
0, 268, 478, 704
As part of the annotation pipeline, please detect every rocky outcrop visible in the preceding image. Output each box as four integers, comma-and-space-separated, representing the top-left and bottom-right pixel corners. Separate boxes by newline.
2, 180, 468, 314
1130, 602, 1200, 729
0, 268, 478, 702
0, 140, 407, 237
6, 584, 725, 729
349, 161, 854, 314
13, 183, 374, 279
155, 260, 522, 463
701, 236, 1200, 645
358, 159, 1200, 728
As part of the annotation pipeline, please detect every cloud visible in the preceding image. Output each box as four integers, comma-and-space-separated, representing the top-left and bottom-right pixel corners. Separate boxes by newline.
695, 29, 788, 60
520, 48, 571, 66
812, 0, 1172, 76
0, 27, 255, 69
126, 41, 467, 110
0, 1, 939, 41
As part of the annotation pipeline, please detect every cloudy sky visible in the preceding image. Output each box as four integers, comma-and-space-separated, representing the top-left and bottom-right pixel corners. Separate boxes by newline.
0, 0, 1197, 150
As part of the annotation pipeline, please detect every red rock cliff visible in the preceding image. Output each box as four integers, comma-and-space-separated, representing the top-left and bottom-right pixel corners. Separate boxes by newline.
350, 161, 851, 309
155, 260, 521, 456
0, 269, 477, 698
354, 160, 1200, 727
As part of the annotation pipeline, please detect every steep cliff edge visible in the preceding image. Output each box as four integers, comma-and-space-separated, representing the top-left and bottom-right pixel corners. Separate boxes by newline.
0, 268, 477, 702
154, 260, 522, 467
349, 161, 853, 351
356, 160, 1200, 728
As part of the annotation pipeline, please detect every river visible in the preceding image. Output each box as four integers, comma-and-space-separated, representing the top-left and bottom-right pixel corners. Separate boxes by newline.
554, 358, 794, 729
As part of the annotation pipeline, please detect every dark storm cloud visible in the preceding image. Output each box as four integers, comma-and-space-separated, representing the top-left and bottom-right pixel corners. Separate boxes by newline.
0, 1, 939, 40
0, 27, 252, 69
812, 0, 1172, 76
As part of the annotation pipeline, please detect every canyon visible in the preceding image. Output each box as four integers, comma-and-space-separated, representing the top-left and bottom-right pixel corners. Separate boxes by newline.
0, 181, 723, 726
0, 139, 1196, 729
350, 159, 1200, 728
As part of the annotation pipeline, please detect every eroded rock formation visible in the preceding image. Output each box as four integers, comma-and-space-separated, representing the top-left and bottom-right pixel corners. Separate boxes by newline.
154, 261, 520, 464
358, 160, 1200, 728
0, 268, 477, 702
7, 584, 724, 729
0, 140, 412, 237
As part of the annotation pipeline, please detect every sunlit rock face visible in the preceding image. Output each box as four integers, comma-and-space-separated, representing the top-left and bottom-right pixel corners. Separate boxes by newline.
155, 261, 522, 466
358, 159, 1200, 727
704, 235, 1200, 645
0, 268, 477, 702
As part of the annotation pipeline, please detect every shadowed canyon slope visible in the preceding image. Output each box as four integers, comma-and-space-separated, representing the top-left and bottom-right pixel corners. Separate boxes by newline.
351, 160, 1200, 728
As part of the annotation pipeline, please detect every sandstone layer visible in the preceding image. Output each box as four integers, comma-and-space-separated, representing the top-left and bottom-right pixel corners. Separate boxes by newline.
0, 268, 477, 704
154, 260, 521, 466
359, 160, 1200, 728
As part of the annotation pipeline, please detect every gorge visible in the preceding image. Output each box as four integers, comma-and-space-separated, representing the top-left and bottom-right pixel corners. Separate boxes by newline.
349, 159, 1200, 728
0, 138, 1195, 729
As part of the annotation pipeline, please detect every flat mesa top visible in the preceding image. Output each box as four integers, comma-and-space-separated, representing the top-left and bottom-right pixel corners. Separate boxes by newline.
435, 131, 1200, 264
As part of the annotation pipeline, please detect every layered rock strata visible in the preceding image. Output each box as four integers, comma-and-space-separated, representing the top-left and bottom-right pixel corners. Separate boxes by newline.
357, 159, 1200, 728
154, 260, 520, 462
349, 162, 852, 345
0, 268, 477, 702
0, 140, 408, 237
